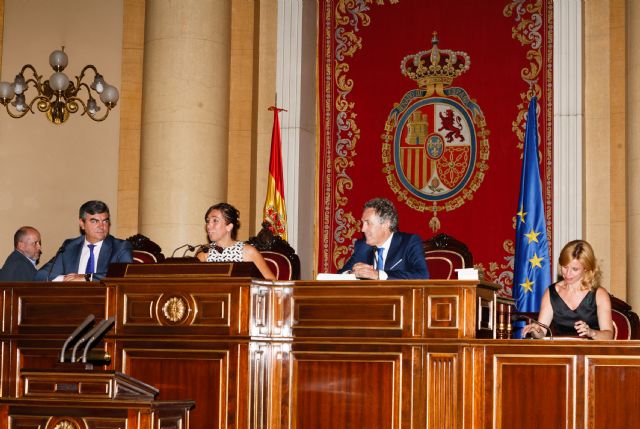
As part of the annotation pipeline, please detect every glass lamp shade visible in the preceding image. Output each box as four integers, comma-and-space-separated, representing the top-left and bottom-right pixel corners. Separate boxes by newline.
13, 74, 26, 95
87, 97, 100, 115
49, 50, 69, 72
0, 82, 15, 100
99, 84, 119, 106
11, 93, 27, 112
49, 72, 70, 92
91, 74, 105, 93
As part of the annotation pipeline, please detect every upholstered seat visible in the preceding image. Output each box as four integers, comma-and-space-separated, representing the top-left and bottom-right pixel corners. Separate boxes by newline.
423, 233, 473, 279
247, 221, 301, 280
610, 295, 640, 339
126, 234, 165, 263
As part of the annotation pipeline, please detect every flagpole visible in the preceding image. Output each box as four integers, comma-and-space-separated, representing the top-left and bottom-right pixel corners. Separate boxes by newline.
262, 106, 289, 240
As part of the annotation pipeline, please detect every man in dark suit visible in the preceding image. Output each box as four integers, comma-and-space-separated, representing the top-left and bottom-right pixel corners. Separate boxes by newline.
0, 226, 42, 281
338, 198, 429, 280
35, 200, 132, 281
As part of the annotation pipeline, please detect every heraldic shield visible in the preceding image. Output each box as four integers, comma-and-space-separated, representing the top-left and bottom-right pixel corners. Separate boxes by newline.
382, 33, 490, 232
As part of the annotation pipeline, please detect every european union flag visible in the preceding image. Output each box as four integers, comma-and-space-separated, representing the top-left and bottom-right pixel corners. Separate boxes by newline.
513, 97, 551, 313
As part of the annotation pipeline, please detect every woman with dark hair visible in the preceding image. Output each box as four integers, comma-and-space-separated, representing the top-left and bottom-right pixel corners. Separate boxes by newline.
196, 203, 275, 280
522, 240, 613, 340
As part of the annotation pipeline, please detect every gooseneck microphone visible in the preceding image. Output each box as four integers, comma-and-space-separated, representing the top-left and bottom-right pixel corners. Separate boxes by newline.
71, 318, 112, 362
46, 244, 66, 281
195, 243, 212, 254
512, 313, 553, 340
171, 243, 196, 258
59, 314, 96, 362
81, 316, 115, 363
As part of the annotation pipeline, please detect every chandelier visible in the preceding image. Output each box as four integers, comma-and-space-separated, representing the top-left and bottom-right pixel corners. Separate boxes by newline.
0, 48, 119, 124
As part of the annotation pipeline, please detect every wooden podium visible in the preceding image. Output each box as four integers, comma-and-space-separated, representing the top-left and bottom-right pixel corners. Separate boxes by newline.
106, 261, 263, 278
0, 368, 194, 428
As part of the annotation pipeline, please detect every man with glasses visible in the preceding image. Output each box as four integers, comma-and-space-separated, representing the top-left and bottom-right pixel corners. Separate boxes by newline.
36, 200, 132, 281
0, 226, 42, 281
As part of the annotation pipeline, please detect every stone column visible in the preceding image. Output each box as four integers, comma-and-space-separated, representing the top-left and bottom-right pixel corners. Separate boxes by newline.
138, 0, 231, 252
628, 0, 640, 307
275, 0, 316, 278
553, 0, 583, 276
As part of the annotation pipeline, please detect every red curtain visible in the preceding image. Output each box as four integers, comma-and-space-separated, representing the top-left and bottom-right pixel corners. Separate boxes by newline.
317, 0, 553, 297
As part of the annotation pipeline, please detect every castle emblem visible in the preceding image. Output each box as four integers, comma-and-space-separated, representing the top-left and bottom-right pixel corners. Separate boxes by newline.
382, 33, 490, 231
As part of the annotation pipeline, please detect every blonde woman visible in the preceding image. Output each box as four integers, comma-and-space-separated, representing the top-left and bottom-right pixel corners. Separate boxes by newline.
522, 240, 613, 340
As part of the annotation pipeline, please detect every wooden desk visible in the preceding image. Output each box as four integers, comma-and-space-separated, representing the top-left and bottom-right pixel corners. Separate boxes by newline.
0, 278, 637, 428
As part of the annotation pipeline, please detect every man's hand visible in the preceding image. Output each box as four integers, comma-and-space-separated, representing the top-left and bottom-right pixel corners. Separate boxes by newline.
352, 262, 380, 280
62, 273, 87, 282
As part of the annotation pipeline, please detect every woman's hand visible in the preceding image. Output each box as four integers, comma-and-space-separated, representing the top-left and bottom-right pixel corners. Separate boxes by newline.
521, 323, 546, 339
574, 320, 593, 338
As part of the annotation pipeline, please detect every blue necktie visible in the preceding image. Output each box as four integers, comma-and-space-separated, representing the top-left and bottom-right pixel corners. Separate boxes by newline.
86, 244, 96, 275
376, 247, 384, 270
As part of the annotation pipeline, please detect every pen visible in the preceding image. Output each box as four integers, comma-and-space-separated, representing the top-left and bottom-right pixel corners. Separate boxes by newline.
388, 259, 403, 270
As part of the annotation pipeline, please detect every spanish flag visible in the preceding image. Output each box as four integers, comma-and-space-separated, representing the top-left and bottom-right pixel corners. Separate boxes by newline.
262, 106, 288, 240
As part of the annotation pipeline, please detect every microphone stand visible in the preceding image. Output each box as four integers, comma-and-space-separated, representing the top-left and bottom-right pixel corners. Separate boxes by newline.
181, 244, 196, 257
512, 313, 553, 340
46, 245, 65, 281
171, 243, 192, 258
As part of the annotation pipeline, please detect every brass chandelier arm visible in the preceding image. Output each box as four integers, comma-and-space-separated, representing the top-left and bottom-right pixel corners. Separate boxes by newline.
76, 64, 99, 83
2, 94, 50, 118
65, 95, 112, 122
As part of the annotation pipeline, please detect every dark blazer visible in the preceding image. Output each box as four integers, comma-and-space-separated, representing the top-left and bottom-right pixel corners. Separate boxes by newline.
338, 232, 430, 280
35, 235, 133, 281
0, 250, 37, 282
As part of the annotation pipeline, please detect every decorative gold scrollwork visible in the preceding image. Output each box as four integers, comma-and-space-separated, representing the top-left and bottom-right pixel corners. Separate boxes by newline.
162, 296, 187, 323
53, 420, 78, 429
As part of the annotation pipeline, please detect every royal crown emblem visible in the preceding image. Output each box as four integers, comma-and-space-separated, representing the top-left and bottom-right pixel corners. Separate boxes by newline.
382, 33, 490, 231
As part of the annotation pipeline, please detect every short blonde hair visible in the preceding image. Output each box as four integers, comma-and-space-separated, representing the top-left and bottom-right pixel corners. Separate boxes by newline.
558, 240, 602, 291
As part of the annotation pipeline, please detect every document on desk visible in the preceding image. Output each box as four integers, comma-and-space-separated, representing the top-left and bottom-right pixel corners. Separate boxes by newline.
316, 273, 357, 280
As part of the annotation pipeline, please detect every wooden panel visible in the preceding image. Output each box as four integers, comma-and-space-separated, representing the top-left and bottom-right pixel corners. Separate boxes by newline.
493, 354, 575, 429
427, 295, 458, 329
290, 348, 401, 429
114, 280, 249, 336
122, 345, 239, 429
14, 340, 115, 398
7, 415, 127, 429
586, 356, 640, 429
122, 291, 231, 328
427, 353, 458, 429
287, 286, 414, 338
13, 286, 106, 334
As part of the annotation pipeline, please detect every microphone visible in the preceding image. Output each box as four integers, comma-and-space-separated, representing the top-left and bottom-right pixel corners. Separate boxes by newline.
511, 313, 553, 340
171, 243, 196, 258
194, 243, 212, 254
82, 316, 115, 363
71, 318, 111, 362
59, 314, 95, 362
182, 244, 197, 257
46, 244, 66, 281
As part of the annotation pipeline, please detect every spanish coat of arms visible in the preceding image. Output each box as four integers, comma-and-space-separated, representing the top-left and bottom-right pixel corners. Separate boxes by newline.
382, 33, 490, 232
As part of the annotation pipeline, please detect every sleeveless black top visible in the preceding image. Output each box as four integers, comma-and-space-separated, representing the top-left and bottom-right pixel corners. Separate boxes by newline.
549, 282, 599, 335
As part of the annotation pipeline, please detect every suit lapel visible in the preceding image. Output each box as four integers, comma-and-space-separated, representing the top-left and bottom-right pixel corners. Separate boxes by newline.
64, 238, 84, 273
97, 236, 113, 274
384, 233, 402, 270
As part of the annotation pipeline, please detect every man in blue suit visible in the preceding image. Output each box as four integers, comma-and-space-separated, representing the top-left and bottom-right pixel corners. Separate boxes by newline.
36, 200, 132, 281
338, 198, 429, 280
